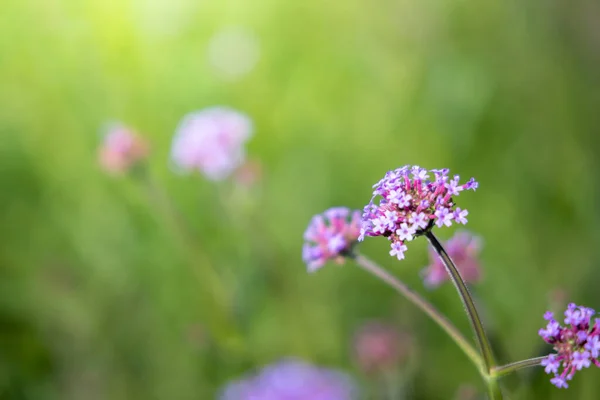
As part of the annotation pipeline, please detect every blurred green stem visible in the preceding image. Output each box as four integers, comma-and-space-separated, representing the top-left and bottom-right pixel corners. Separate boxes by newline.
352, 253, 484, 375
425, 231, 501, 399
135, 166, 241, 348
491, 357, 544, 378
487, 377, 503, 400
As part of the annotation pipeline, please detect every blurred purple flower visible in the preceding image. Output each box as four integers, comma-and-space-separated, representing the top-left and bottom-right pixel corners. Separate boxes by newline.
219, 359, 357, 400
539, 303, 600, 388
353, 321, 412, 374
360, 165, 478, 260
98, 123, 149, 174
421, 231, 482, 288
302, 207, 362, 272
170, 107, 253, 180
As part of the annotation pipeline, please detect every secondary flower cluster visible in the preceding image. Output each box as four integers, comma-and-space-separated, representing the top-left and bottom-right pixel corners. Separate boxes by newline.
98, 123, 149, 174
360, 165, 478, 260
539, 303, 600, 388
302, 207, 361, 272
219, 359, 357, 400
170, 106, 253, 181
421, 231, 482, 288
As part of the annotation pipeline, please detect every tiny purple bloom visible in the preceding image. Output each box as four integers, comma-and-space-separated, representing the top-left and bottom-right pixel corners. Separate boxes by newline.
397, 194, 412, 208
572, 351, 591, 370
541, 354, 560, 374
389, 242, 408, 260
464, 178, 479, 191
453, 208, 468, 225
434, 207, 453, 227
396, 223, 416, 242
411, 165, 429, 180
585, 335, 600, 358
409, 212, 429, 230
550, 376, 569, 389
445, 176, 463, 196
539, 320, 560, 340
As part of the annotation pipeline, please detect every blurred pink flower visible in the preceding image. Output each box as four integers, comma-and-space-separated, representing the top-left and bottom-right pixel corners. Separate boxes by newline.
98, 123, 149, 174
454, 384, 479, 400
421, 231, 482, 288
302, 207, 362, 272
170, 107, 253, 181
233, 159, 263, 188
353, 321, 412, 374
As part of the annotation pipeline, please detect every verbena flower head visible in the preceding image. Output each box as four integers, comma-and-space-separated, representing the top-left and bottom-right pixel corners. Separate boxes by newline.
360, 165, 478, 260
353, 321, 412, 374
302, 207, 361, 272
98, 123, 149, 174
219, 358, 357, 400
421, 231, 482, 288
539, 303, 600, 388
170, 107, 253, 180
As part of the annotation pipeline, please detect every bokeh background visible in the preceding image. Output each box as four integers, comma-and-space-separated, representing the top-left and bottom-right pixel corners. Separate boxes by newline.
1, 0, 600, 399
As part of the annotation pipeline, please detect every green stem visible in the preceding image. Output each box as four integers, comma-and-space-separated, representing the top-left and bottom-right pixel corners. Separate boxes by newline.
424, 231, 502, 399
487, 377, 503, 400
135, 167, 241, 348
425, 232, 496, 372
353, 253, 484, 375
491, 357, 544, 378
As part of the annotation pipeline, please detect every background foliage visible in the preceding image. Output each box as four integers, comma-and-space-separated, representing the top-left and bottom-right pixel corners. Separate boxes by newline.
1, 0, 600, 399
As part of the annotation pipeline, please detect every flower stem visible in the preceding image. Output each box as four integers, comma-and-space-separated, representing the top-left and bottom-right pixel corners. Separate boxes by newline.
487, 377, 503, 400
135, 166, 241, 348
425, 231, 497, 374
491, 357, 544, 378
352, 253, 484, 375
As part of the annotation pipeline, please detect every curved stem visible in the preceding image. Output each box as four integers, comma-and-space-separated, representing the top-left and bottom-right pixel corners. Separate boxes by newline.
352, 253, 484, 375
425, 231, 496, 374
491, 357, 544, 378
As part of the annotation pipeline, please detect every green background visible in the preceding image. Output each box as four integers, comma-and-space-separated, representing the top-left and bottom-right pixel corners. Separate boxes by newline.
1, 0, 600, 398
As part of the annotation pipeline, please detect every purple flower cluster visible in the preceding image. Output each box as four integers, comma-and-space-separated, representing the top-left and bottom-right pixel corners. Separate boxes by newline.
170, 106, 253, 181
360, 165, 478, 260
302, 207, 361, 272
539, 303, 600, 388
421, 231, 482, 288
219, 359, 357, 400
